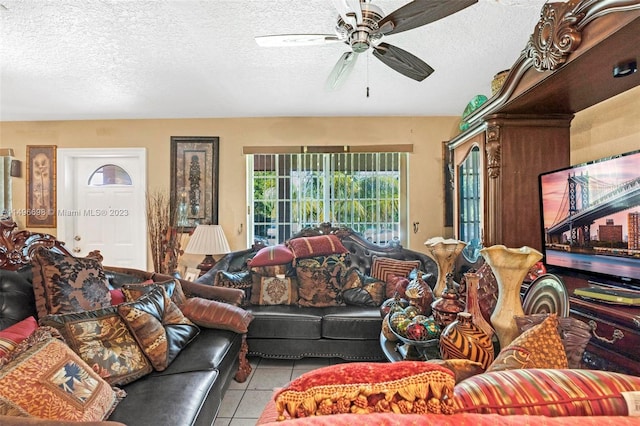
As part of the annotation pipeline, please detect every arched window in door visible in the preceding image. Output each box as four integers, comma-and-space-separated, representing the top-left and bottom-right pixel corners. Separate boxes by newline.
88, 164, 132, 186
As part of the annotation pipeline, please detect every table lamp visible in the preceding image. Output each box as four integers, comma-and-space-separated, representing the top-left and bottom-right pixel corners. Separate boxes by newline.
184, 224, 231, 275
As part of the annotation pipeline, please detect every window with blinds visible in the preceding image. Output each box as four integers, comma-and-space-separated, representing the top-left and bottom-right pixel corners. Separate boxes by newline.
247, 150, 408, 246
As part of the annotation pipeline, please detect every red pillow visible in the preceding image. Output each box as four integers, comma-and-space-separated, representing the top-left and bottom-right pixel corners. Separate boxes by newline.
109, 289, 126, 305
249, 244, 294, 267
287, 235, 348, 260
0, 316, 38, 358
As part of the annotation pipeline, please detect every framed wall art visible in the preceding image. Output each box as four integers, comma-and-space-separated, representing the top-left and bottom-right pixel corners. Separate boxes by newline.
170, 136, 220, 230
26, 145, 57, 228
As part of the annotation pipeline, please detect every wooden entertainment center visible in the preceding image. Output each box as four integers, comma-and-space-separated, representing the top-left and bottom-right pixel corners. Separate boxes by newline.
448, 0, 640, 374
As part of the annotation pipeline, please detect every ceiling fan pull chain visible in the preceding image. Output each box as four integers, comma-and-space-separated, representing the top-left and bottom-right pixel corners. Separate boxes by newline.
366, 52, 370, 98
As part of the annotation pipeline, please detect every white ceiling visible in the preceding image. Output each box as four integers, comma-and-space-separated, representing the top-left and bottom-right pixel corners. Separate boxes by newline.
0, 0, 549, 122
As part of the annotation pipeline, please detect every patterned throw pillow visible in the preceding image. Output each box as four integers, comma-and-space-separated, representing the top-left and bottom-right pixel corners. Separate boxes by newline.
287, 235, 349, 260
274, 361, 455, 420
0, 316, 38, 358
30, 247, 112, 320
453, 368, 640, 416
40, 306, 153, 386
122, 279, 187, 308
213, 271, 254, 306
117, 286, 199, 371
0, 335, 124, 421
179, 297, 254, 333
341, 268, 386, 306
487, 314, 568, 372
295, 254, 350, 307
370, 256, 420, 284
250, 276, 298, 305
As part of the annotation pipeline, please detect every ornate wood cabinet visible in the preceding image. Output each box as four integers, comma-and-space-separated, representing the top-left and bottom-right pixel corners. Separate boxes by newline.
449, 0, 640, 373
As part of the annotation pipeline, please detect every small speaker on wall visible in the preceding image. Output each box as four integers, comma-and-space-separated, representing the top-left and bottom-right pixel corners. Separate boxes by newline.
10, 159, 21, 177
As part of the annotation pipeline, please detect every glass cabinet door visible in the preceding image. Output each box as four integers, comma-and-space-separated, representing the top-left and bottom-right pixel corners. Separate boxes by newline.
458, 145, 481, 243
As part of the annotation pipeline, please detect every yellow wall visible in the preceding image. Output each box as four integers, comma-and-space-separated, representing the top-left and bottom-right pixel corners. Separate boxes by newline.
571, 85, 640, 163
0, 116, 460, 262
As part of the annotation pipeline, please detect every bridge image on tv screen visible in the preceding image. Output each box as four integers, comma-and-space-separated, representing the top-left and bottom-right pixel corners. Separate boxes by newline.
539, 149, 640, 283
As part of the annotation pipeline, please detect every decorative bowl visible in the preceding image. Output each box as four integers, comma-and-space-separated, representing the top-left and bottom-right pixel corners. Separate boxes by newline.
386, 316, 440, 360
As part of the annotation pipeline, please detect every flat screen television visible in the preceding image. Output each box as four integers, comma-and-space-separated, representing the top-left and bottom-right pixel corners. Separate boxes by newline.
538, 149, 640, 289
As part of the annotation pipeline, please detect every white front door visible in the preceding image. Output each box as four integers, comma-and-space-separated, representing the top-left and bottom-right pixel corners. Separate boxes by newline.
57, 148, 147, 269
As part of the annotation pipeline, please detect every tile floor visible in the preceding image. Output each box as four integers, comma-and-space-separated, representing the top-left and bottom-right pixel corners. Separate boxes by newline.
214, 356, 347, 426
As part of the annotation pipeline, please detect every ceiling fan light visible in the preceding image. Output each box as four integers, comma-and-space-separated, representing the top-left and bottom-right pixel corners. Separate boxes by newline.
350, 30, 370, 53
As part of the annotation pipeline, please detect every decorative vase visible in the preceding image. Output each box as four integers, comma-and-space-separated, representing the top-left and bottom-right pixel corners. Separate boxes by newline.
463, 272, 494, 340
480, 245, 543, 349
404, 275, 434, 316
439, 312, 495, 370
431, 274, 464, 329
424, 237, 467, 297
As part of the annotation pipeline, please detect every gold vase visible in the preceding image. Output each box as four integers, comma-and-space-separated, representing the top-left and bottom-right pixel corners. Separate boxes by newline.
479, 245, 542, 349
424, 237, 467, 298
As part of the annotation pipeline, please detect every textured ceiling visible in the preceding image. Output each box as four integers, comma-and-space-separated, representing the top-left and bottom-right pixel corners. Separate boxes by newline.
0, 0, 548, 121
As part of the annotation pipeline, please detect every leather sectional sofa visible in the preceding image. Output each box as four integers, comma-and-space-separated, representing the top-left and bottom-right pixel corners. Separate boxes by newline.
0, 219, 249, 426
197, 224, 440, 361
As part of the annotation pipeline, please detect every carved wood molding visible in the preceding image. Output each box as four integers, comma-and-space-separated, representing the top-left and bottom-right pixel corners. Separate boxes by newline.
485, 125, 501, 179
525, 0, 584, 72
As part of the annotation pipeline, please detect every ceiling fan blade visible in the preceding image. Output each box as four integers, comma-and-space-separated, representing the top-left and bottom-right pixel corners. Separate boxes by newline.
377, 0, 477, 36
255, 34, 341, 47
330, 0, 363, 26
372, 42, 434, 81
326, 51, 359, 90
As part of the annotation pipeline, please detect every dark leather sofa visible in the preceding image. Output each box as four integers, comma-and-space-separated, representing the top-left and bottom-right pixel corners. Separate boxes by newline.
0, 220, 249, 426
197, 224, 439, 361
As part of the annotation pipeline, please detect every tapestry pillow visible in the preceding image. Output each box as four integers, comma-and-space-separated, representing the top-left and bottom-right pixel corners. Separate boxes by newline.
341, 267, 385, 307
121, 278, 187, 308
117, 286, 199, 371
426, 359, 484, 383
40, 306, 153, 386
295, 254, 350, 307
250, 264, 290, 277
213, 271, 254, 306
274, 361, 455, 420
249, 244, 294, 267
179, 297, 253, 334
30, 246, 112, 320
515, 313, 592, 369
452, 368, 640, 416
0, 316, 38, 358
371, 256, 420, 284
0, 334, 124, 421
487, 313, 568, 372
250, 276, 298, 306
287, 235, 349, 260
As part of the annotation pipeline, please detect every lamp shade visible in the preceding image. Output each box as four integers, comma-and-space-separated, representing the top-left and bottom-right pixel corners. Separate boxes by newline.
185, 225, 230, 255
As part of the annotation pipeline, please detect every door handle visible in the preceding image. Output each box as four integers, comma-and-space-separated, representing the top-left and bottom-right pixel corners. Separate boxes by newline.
73, 247, 81, 253
74, 235, 81, 241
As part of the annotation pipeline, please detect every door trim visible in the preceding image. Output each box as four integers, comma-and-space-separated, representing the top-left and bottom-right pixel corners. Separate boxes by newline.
57, 147, 147, 266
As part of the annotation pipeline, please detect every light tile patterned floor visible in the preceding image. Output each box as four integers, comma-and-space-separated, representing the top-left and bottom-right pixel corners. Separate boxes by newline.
214, 357, 344, 425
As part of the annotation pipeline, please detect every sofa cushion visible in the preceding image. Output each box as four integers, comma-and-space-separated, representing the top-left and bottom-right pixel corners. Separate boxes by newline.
30, 247, 111, 319
180, 296, 253, 333
118, 286, 199, 371
287, 235, 348, 260
370, 256, 420, 284
250, 276, 298, 306
40, 306, 153, 386
296, 255, 350, 307
453, 368, 640, 416
321, 306, 383, 340
122, 279, 187, 308
0, 316, 37, 358
487, 314, 567, 372
0, 269, 36, 330
249, 244, 294, 267
274, 361, 455, 419
247, 306, 323, 340
0, 333, 123, 421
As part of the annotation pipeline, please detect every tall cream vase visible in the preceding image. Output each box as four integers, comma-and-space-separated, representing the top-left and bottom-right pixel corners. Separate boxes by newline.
424, 237, 467, 298
480, 245, 542, 349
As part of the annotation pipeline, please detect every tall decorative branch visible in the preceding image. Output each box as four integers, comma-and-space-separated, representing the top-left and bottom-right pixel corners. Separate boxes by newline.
146, 190, 184, 274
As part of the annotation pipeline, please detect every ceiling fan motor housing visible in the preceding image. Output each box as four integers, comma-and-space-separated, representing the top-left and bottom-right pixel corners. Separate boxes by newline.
339, 3, 384, 53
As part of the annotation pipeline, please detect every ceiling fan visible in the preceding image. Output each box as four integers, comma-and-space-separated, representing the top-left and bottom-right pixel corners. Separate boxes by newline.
255, 0, 478, 90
